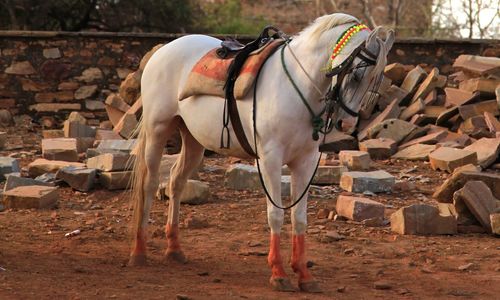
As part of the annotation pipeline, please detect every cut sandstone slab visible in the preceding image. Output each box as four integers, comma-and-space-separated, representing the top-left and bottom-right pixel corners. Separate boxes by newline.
358, 138, 397, 160
0, 157, 20, 180
2, 186, 58, 209
339, 151, 371, 171
390, 204, 457, 235
97, 139, 137, 153
400, 98, 425, 121
368, 119, 416, 143
491, 213, 500, 235
340, 170, 395, 193
165, 179, 209, 205
312, 165, 347, 185
225, 164, 260, 190
392, 144, 437, 161
41, 138, 79, 162
400, 65, 427, 93
63, 121, 96, 138
99, 171, 132, 190
336, 195, 385, 222
429, 147, 477, 173
28, 159, 85, 177
56, 166, 97, 192
4, 175, 52, 192
86, 153, 133, 172
483, 112, 500, 133
433, 171, 500, 203
463, 137, 500, 168
453, 181, 497, 233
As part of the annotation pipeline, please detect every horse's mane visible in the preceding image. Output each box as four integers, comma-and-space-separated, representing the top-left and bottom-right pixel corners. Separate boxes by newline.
296, 13, 360, 43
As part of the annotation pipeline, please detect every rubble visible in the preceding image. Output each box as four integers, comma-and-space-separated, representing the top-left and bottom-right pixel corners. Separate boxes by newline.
56, 166, 97, 192
165, 180, 210, 205
41, 138, 79, 162
428, 147, 477, 173
312, 165, 347, 185
433, 171, 500, 203
358, 138, 397, 159
453, 181, 497, 233
28, 159, 85, 177
86, 153, 133, 172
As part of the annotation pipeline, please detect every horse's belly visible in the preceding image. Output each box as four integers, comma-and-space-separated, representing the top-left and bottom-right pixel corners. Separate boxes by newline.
178, 96, 255, 158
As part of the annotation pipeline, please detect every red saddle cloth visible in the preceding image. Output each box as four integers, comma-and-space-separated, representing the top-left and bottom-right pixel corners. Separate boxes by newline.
179, 39, 284, 101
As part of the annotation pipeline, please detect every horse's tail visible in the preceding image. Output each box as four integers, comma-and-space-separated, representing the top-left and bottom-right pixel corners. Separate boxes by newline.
130, 115, 147, 239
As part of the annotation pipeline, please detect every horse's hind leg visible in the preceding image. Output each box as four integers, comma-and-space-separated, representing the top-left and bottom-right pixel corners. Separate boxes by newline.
288, 151, 322, 293
164, 121, 205, 263
129, 119, 176, 266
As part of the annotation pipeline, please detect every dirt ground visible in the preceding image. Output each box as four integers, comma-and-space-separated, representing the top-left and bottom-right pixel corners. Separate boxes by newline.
0, 124, 499, 299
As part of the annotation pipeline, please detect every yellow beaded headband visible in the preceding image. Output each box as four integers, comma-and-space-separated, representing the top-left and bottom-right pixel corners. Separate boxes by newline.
329, 24, 370, 66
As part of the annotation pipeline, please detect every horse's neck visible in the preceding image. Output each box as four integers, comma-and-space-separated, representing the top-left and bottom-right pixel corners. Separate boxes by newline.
285, 24, 369, 102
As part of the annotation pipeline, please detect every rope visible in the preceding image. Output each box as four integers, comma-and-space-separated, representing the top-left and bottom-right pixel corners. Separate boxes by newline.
253, 44, 324, 210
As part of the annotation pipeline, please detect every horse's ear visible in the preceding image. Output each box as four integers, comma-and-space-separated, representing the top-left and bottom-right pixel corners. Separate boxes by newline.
384, 29, 395, 52
366, 26, 382, 48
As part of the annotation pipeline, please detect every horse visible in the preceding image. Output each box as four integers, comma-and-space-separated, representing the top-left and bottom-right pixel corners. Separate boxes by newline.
129, 13, 394, 293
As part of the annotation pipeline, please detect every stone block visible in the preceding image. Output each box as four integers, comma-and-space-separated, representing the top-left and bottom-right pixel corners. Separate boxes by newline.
312, 165, 348, 185
4, 175, 52, 192
105, 93, 131, 113
458, 116, 491, 139
383, 63, 408, 83
453, 181, 497, 233
56, 166, 97, 192
85, 100, 106, 111
339, 150, 371, 170
319, 132, 357, 152
165, 179, 209, 205
5, 61, 35, 75
444, 87, 478, 107
119, 72, 141, 105
77, 67, 103, 83
483, 112, 500, 133
392, 144, 437, 161
459, 100, 499, 120
225, 164, 260, 190
42, 138, 79, 162
42, 130, 65, 139
28, 159, 85, 177
459, 78, 500, 95
400, 98, 425, 121
359, 138, 397, 159
429, 147, 477, 173
281, 175, 291, 197
358, 98, 401, 141
113, 112, 138, 139
433, 171, 500, 203
95, 129, 123, 140
96, 139, 137, 153
399, 130, 447, 151
378, 85, 408, 109
491, 213, 500, 235
400, 65, 427, 93
412, 67, 440, 102
336, 195, 385, 222
99, 171, 132, 190
390, 204, 457, 235
105, 104, 124, 127
0, 157, 20, 180
74, 85, 98, 100
368, 119, 416, 144
463, 137, 500, 168
86, 153, 133, 172
340, 170, 395, 193
63, 121, 96, 138
2, 186, 58, 209
453, 54, 500, 76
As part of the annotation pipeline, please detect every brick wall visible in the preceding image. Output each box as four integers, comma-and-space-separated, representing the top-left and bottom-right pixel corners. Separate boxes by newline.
0, 31, 498, 126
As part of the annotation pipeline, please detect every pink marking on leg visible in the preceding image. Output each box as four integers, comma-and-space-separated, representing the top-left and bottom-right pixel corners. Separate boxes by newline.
268, 234, 288, 279
166, 223, 181, 252
131, 229, 147, 256
291, 234, 313, 282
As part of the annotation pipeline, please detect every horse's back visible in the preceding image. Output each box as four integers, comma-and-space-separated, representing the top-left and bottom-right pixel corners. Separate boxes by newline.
141, 34, 221, 119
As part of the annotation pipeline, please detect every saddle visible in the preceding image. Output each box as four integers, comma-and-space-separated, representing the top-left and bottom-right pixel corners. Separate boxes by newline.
179, 26, 285, 101
179, 26, 286, 158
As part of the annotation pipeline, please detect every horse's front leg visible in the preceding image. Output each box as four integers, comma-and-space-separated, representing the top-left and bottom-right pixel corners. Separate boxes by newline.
259, 154, 295, 292
288, 151, 322, 293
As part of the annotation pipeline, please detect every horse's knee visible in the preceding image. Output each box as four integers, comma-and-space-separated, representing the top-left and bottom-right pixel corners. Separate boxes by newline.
267, 209, 284, 233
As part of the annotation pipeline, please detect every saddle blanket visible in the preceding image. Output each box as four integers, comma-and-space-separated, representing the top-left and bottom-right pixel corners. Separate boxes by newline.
179, 39, 284, 101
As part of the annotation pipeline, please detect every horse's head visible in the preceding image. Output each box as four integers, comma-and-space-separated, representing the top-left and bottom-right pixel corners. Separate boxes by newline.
329, 27, 395, 134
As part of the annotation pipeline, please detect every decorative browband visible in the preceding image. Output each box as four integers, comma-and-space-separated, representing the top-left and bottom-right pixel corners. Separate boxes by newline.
328, 23, 370, 69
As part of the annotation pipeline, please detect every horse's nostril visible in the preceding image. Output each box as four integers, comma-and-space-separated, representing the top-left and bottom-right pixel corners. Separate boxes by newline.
335, 120, 343, 130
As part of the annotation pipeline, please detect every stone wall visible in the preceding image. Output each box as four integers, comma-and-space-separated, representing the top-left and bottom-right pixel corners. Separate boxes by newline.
0, 31, 498, 126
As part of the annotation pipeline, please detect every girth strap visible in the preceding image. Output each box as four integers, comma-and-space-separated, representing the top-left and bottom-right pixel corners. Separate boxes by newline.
221, 26, 284, 158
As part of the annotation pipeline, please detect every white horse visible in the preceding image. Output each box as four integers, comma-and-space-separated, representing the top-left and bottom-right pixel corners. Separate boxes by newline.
129, 13, 394, 293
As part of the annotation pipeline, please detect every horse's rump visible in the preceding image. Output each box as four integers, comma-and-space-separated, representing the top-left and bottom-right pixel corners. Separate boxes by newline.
178, 39, 284, 101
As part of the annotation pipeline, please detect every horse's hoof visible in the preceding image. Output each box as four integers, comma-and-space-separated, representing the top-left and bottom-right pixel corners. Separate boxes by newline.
164, 250, 188, 264
299, 280, 322, 293
270, 277, 296, 292
128, 254, 147, 266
